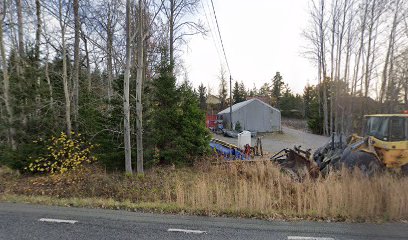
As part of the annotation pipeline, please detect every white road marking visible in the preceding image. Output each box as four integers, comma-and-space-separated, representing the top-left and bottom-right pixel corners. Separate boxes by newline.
167, 228, 207, 234
288, 237, 334, 240
38, 218, 78, 224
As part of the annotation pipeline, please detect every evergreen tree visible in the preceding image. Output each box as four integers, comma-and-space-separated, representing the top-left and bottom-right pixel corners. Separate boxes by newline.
147, 57, 179, 165
279, 84, 304, 118
198, 83, 207, 111
177, 82, 210, 164
271, 72, 284, 108
146, 55, 209, 166
239, 81, 247, 101
233, 81, 244, 104
303, 84, 314, 119
259, 82, 270, 96
303, 83, 331, 134
249, 83, 258, 97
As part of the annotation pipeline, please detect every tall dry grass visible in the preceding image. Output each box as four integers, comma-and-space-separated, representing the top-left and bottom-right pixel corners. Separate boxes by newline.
168, 162, 408, 221
2, 162, 407, 221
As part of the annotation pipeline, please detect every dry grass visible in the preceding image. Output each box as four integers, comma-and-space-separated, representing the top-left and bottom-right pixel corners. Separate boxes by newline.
169, 162, 408, 221
1, 162, 407, 222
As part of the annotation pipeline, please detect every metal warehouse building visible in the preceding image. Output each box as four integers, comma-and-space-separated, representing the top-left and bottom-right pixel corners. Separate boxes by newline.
218, 98, 281, 132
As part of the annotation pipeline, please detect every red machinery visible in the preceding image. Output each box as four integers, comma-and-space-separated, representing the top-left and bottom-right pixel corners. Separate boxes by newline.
206, 114, 218, 129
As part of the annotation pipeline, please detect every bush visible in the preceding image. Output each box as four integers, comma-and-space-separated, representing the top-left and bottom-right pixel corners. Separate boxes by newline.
24, 132, 97, 174
235, 121, 242, 132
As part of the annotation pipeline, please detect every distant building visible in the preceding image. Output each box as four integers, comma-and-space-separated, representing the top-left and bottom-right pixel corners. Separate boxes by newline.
218, 98, 281, 132
206, 94, 221, 105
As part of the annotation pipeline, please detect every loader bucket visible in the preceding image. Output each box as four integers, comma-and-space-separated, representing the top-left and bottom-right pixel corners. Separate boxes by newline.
271, 146, 319, 180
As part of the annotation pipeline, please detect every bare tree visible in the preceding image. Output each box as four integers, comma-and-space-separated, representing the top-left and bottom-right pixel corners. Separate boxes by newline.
162, 0, 206, 68
0, 0, 16, 150
73, 0, 80, 132
86, 0, 123, 102
35, 0, 41, 63
58, 0, 72, 135
41, 19, 54, 109
124, 0, 132, 174
308, 0, 329, 136
380, 0, 402, 107
81, 26, 92, 92
135, 0, 144, 174
15, 0, 24, 60
218, 66, 227, 110
328, 0, 339, 134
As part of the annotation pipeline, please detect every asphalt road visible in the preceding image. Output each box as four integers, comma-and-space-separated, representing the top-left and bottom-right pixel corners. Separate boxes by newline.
1, 203, 407, 240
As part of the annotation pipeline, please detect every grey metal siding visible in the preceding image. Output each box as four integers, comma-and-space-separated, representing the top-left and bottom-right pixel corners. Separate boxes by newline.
220, 99, 281, 132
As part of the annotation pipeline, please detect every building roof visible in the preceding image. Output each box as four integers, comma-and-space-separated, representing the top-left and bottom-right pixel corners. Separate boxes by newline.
206, 94, 221, 104
246, 96, 270, 104
218, 98, 280, 115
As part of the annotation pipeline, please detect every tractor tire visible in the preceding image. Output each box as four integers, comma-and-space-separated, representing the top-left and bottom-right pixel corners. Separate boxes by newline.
401, 164, 408, 176
339, 150, 385, 176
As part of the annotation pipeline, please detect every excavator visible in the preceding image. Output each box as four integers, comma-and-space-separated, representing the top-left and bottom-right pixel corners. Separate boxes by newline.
313, 113, 408, 175
272, 113, 408, 177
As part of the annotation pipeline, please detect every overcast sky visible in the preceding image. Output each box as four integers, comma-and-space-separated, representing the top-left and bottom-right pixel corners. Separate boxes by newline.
182, 0, 316, 95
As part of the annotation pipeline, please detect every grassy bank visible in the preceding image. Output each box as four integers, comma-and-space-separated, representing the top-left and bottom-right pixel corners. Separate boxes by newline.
1, 161, 407, 222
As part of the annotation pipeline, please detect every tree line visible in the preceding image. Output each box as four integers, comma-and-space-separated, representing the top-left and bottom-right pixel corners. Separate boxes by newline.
0, 0, 209, 173
199, 71, 304, 120
304, 0, 408, 135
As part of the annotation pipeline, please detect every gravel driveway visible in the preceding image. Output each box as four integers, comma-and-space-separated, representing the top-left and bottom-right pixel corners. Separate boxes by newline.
212, 126, 329, 154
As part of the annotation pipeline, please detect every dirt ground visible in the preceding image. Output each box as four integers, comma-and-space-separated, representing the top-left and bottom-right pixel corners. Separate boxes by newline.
212, 126, 329, 154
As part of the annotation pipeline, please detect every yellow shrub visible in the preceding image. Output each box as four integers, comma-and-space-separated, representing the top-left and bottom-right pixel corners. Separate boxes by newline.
25, 132, 97, 174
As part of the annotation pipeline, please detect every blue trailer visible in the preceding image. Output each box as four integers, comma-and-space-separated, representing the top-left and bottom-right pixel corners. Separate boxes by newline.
209, 139, 246, 160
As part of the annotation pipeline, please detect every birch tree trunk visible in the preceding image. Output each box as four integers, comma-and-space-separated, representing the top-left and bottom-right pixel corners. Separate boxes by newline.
136, 0, 144, 174
43, 21, 53, 109
59, 0, 72, 136
35, 0, 41, 63
362, 0, 376, 119
34, 0, 42, 114
45, 47, 53, 109
329, 0, 338, 134
15, 0, 24, 59
81, 30, 91, 92
73, 0, 80, 132
124, 0, 132, 174
0, 6, 17, 150
380, 0, 400, 104
15, 0, 27, 127
352, 1, 369, 96
169, 0, 175, 67
334, 0, 349, 133
318, 0, 329, 136
107, 12, 113, 103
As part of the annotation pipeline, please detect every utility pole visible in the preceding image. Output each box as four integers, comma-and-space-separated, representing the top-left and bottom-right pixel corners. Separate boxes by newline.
230, 75, 233, 130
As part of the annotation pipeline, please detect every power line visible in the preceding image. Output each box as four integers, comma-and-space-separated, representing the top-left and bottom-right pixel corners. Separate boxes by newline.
209, 0, 233, 130
209, 0, 231, 75
201, 0, 223, 66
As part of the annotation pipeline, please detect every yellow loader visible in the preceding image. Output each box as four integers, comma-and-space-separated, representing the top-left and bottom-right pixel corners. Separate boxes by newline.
315, 114, 408, 175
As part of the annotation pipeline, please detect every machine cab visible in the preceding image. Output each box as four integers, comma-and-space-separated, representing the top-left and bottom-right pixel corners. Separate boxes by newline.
364, 114, 408, 142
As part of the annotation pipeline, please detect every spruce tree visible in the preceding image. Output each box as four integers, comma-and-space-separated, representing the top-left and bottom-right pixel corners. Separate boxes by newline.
239, 81, 247, 101
198, 83, 207, 111
272, 72, 284, 108
146, 55, 210, 166
177, 81, 210, 164
233, 81, 242, 104
148, 57, 179, 165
